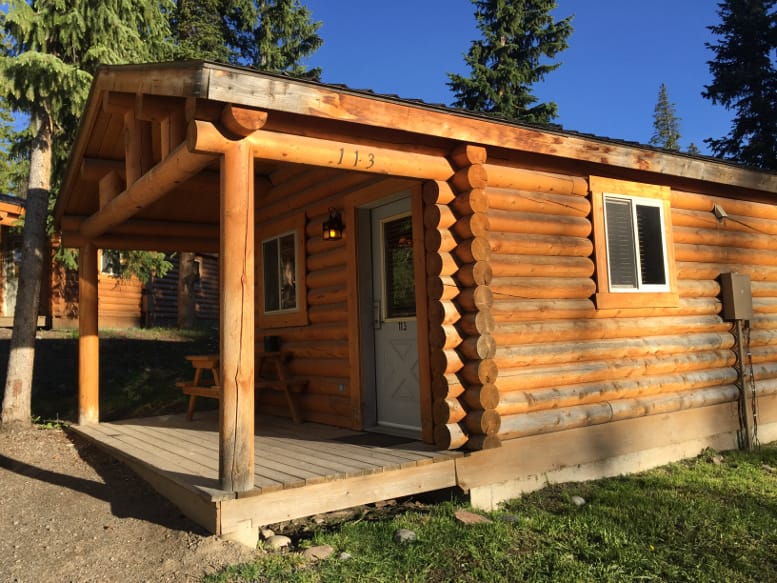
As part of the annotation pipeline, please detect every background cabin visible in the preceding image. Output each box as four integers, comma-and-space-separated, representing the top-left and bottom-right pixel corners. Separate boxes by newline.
0, 194, 25, 325
52, 60, 777, 545
48, 247, 219, 329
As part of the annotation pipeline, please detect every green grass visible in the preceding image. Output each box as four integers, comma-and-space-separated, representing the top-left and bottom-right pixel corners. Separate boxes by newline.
205, 445, 777, 583
0, 326, 219, 423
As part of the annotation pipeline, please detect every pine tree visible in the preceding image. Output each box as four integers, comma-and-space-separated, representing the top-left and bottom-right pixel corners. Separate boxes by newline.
650, 83, 682, 151
240, 0, 323, 78
702, 0, 777, 169
0, 106, 27, 199
447, 0, 572, 124
0, 0, 172, 429
170, 0, 323, 79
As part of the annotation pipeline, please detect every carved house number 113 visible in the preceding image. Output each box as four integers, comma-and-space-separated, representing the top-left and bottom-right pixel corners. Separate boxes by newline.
337, 148, 376, 170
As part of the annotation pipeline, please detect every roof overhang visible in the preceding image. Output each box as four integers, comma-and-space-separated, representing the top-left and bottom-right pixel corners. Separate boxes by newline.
55, 60, 777, 251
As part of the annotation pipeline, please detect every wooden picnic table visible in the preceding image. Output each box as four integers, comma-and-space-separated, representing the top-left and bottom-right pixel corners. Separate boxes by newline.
178, 352, 306, 423
177, 354, 221, 421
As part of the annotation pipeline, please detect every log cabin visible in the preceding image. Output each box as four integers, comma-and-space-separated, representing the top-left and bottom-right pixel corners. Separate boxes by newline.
48, 247, 219, 329
2, 194, 217, 328
0, 194, 25, 325
53, 60, 777, 545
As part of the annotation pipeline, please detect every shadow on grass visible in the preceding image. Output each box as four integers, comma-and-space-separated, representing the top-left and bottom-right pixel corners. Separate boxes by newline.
0, 328, 218, 423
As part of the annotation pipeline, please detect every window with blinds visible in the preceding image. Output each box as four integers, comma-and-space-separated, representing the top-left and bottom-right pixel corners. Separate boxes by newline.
603, 194, 669, 292
590, 176, 677, 310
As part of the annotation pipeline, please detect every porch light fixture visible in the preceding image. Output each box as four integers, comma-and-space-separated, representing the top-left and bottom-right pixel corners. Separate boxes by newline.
323, 208, 345, 241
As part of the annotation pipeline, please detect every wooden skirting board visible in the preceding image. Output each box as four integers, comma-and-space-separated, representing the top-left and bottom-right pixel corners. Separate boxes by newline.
460, 395, 777, 511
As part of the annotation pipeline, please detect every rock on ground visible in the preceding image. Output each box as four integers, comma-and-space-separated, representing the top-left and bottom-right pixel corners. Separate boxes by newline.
0, 427, 256, 583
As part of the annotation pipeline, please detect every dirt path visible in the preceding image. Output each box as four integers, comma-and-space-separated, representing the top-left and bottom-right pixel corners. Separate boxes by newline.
0, 426, 256, 583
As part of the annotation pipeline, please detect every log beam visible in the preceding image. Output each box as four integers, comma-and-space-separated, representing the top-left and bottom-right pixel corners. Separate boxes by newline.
79, 141, 216, 239
189, 120, 455, 180
484, 164, 588, 195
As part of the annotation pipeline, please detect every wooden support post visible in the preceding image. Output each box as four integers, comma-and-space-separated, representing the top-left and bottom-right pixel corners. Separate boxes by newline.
219, 140, 255, 493
78, 243, 99, 425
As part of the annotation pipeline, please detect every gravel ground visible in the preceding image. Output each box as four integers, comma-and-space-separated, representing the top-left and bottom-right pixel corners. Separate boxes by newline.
0, 426, 256, 583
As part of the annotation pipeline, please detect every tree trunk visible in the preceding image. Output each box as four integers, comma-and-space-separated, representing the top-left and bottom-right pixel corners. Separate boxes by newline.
177, 251, 196, 328
1, 112, 52, 430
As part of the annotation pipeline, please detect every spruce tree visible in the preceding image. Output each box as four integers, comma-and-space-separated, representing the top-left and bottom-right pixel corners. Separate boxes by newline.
0, 0, 172, 429
0, 106, 27, 199
240, 0, 323, 78
650, 83, 682, 151
171, 0, 323, 79
448, 0, 572, 124
703, 0, 777, 169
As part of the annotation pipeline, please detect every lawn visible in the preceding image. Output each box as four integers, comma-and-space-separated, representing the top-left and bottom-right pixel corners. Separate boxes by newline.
206, 445, 777, 582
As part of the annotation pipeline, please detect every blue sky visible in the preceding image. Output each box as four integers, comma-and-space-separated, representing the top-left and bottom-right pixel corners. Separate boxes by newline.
303, 1, 731, 155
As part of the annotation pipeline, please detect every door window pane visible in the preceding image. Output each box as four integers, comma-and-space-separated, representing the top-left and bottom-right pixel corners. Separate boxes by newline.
383, 215, 415, 319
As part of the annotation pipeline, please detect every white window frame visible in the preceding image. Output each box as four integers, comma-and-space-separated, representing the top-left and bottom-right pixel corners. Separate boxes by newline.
100, 249, 124, 277
602, 193, 671, 294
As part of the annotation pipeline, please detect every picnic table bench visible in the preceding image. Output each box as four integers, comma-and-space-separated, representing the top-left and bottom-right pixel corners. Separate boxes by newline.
176, 354, 221, 421
177, 351, 306, 422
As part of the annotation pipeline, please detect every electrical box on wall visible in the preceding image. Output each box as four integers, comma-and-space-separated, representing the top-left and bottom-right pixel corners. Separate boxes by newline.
720, 272, 753, 321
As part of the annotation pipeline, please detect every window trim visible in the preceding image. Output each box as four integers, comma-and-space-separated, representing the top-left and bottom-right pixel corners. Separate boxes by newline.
257, 213, 307, 328
99, 249, 124, 278
590, 176, 678, 310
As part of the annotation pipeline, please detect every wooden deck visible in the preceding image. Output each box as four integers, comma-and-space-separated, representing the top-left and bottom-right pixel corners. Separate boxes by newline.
70, 411, 462, 544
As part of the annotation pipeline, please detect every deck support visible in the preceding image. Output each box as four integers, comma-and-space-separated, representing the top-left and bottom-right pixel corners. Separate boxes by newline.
78, 243, 99, 424
219, 140, 255, 492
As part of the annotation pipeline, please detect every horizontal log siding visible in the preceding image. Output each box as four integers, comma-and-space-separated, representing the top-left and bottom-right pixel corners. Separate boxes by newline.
488, 178, 777, 442
97, 275, 143, 326
146, 254, 219, 327
255, 174, 371, 429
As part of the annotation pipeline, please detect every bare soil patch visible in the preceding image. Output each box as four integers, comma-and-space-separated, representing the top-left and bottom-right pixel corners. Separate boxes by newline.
0, 426, 256, 582
0, 328, 254, 582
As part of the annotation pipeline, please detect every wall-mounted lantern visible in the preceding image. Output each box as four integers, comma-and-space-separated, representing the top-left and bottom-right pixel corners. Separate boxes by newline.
323, 208, 345, 241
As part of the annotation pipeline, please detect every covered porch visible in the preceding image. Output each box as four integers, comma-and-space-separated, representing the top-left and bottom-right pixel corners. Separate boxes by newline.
70, 411, 460, 544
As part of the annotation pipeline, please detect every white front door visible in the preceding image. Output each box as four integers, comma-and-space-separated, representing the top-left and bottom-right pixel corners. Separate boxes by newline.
370, 197, 421, 435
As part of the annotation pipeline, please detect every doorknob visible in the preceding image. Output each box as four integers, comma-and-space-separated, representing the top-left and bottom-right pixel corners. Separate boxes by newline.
373, 300, 382, 329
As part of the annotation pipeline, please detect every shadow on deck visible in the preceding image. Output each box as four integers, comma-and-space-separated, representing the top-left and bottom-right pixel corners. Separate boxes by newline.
70, 412, 463, 545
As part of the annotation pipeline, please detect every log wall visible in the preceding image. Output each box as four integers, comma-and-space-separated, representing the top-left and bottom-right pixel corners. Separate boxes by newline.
146, 253, 219, 327
254, 170, 375, 428
484, 166, 777, 445
424, 145, 500, 450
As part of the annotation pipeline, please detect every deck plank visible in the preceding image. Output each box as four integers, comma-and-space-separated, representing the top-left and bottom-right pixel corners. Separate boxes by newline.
73, 413, 462, 519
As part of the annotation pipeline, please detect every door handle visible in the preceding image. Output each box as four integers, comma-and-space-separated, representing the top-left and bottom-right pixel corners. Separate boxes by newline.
373, 300, 382, 330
